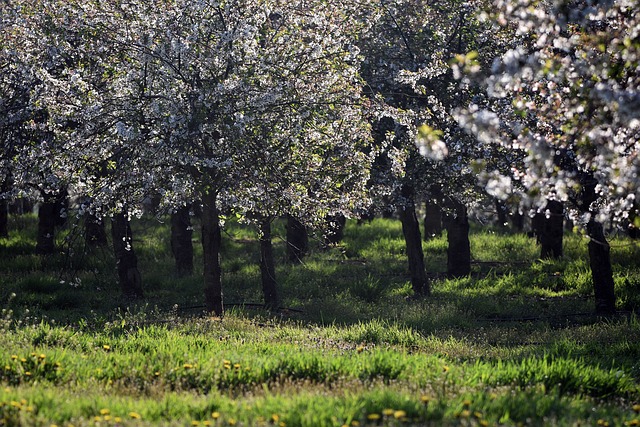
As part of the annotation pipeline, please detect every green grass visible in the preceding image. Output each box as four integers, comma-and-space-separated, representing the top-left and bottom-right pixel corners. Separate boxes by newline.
1, 214, 639, 426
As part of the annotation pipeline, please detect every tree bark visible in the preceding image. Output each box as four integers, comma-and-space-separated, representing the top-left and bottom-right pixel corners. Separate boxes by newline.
495, 199, 508, 228
259, 217, 279, 309
399, 192, 430, 296
324, 214, 346, 245
202, 190, 223, 316
444, 199, 471, 278
171, 205, 194, 276
0, 198, 7, 238
111, 212, 144, 299
0, 177, 8, 238
286, 215, 308, 263
423, 199, 443, 240
510, 210, 525, 232
538, 200, 564, 259
587, 219, 616, 314
36, 194, 58, 254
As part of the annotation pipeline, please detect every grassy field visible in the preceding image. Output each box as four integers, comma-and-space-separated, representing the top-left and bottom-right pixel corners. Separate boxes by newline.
1, 214, 639, 426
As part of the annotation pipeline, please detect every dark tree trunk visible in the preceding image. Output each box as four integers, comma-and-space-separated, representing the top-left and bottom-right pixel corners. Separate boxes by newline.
510, 210, 525, 232
111, 212, 144, 299
286, 215, 308, 263
587, 219, 616, 314
171, 205, 194, 276
399, 191, 430, 296
495, 199, 508, 228
444, 199, 471, 278
0, 198, 7, 238
324, 214, 346, 245
423, 199, 443, 240
202, 190, 223, 316
538, 200, 564, 259
0, 177, 8, 238
259, 218, 279, 309
36, 195, 58, 255
85, 212, 108, 247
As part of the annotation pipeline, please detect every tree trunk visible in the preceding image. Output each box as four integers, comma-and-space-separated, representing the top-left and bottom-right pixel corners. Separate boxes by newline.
324, 214, 346, 245
423, 199, 443, 240
495, 199, 508, 228
111, 212, 144, 299
510, 210, 525, 232
85, 212, 108, 247
444, 199, 471, 278
0, 177, 8, 238
0, 198, 7, 238
171, 205, 194, 276
259, 218, 279, 309
539, 200, 564, 259
36, 194, 58, 254
202, 190, 223, 316
399, 194, 430, 296
286, 215, 308, 263
587, 219, 616, 314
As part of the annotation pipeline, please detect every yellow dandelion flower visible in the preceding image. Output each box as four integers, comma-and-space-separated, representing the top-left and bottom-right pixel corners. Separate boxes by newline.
203, 421, 212, 426
10, 401, 21, 408
39, 354, 46, 360
367, 413, 381, 421
625, 419, 639, 427
102, 345, 110, 351
223, 360, 231, 365
93, 416, 102, 422
212, 412, 221, 419
279, 422, 286, 427
479, 420, 489, 427
30, 352, 36, 357
463, 399, 472, 407
356, 346, 364, 353
104, 415, 112, 422
420, 395, 430, 404
21, 399, 27, 405
459, 410, 471, 418
50, 425, 58, 427
351, 421, 360, 427
224, 364, 231, 370
634, 405, 640, 413
393, 410, 406, 419
382, 409, 394, 416
114, 417, 122, 423
100, 409, 110, 415
25, 371, 31, 376
234, 363, 241, 370
474, 411, 483, 418
597, 419, 609, 427
228, 418, 237, 426
271, 414, 280, 422
20, 358, 27, 363
26, 406, 34, 412
129, 411, 142, 419
442, 365, 450, 372
183, 363, 194, 369
191, 421, 200, 426
154, 371, 160, 376
11, 355, 18, 360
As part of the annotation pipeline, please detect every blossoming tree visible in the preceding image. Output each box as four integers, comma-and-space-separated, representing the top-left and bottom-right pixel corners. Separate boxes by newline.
456, 0, 640, 313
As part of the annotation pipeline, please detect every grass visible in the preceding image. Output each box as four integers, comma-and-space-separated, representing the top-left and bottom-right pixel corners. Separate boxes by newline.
0, 214, 639, 426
